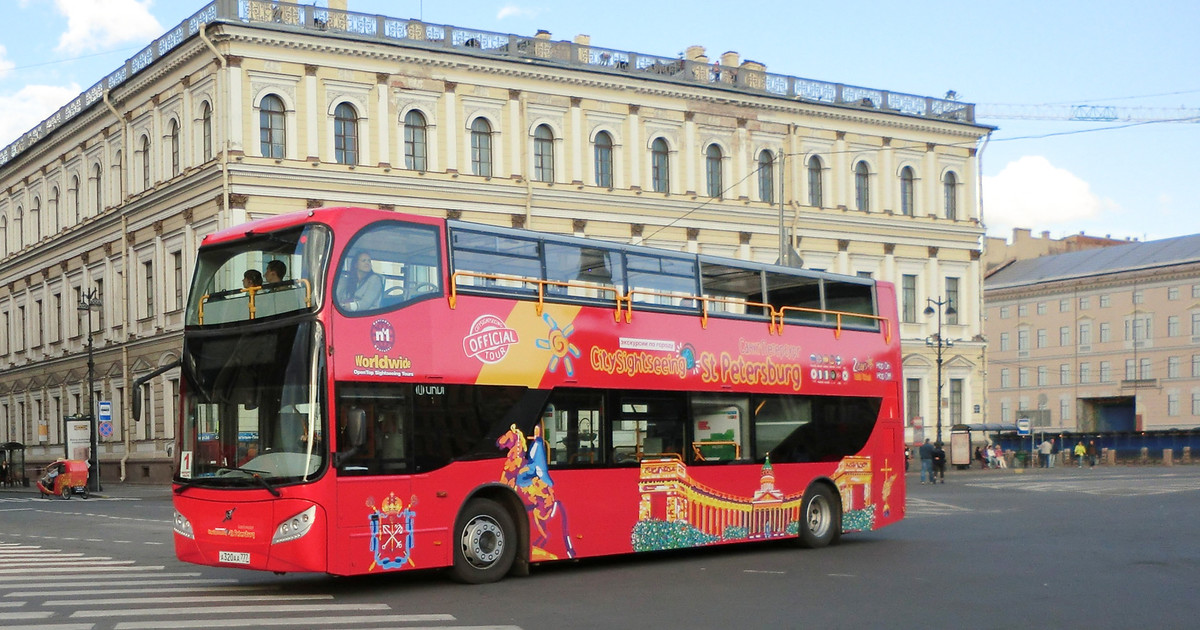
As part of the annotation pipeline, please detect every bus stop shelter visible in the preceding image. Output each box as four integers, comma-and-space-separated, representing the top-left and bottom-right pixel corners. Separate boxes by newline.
1, 442, 28, 487
949, 424, 1017, 468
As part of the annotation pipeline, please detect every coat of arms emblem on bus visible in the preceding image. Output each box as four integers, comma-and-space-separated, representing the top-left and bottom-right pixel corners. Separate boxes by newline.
366, 492, 417, 571
498, 424, 577, 560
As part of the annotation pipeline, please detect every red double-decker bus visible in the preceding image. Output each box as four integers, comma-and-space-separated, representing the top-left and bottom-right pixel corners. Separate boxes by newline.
168, 206, 904, 583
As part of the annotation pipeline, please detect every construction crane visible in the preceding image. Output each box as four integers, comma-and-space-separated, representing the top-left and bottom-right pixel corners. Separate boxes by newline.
977, 103, 1200, 123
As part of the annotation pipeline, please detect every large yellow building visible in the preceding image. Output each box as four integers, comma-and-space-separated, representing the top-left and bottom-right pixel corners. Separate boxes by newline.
0, 0, 991, 483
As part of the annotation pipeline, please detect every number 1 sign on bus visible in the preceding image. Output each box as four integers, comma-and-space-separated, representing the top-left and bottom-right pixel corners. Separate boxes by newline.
166, 207, 905, 583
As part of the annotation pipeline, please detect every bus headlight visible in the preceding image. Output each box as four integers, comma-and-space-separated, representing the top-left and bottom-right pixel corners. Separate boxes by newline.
272, 506, 317, 544
173, 510, 194, 539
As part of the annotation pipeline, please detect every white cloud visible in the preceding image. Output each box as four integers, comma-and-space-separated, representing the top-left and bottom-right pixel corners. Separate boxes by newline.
54, 0, 163, 55
0, 45, 14, 79
982, 155, 1116, 236
496, 4, 538, 20
0, 83, 82, 147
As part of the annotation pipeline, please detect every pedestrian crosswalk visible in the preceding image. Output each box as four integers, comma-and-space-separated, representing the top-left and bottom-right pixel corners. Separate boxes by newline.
905, 497, 975, 518
965, 472, 1200, 497
0, 541, 521, 630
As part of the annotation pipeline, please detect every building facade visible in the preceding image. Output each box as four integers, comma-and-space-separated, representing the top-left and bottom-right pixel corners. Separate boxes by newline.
0, 0, 990, 483
986, 235, 1200, 433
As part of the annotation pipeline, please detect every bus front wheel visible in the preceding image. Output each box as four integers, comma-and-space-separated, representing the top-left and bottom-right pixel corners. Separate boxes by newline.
797, 484, 841, 549
451, 498, 516, 584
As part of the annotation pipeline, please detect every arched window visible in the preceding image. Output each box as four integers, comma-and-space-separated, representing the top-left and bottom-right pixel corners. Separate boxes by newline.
533, 124, 554, 182
705, 144, 723, 198
169, 119, 180, 176
259, 94, 286, 159
944, 171, 958, 220
92, 163, 103, 214
140, 135, 152, 190
470, 118, 492, 177
49, 187, 59, 235
113, 149, 124, 199
854, 160, 870, 212
594, 131, 613, 188
71, 175, 80, 224
900, 166, 915, 216
201, 102, 213, 161
30, 199, 40, 243
758, 150, 774, 203
13, 207, 22, 250
651, 137, 669, 193
807, 156, 823, 208
334, 102, 358, 165
404, 110, 428, 171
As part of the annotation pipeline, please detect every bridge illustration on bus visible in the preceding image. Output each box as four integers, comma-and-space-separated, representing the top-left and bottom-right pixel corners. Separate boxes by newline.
153, 206, 904, 583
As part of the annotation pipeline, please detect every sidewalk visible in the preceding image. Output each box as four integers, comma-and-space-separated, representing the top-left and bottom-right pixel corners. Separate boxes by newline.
0, 480, 172, 500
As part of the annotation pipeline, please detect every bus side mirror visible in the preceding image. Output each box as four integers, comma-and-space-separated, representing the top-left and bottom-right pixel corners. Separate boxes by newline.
131, 360, 182, 423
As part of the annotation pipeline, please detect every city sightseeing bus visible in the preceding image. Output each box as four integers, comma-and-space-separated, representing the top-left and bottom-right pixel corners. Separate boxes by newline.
168, 206, 904, 583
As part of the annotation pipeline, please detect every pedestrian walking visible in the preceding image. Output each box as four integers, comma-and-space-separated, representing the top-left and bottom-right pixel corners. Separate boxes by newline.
1087, 440, 1098, 467
1038, 438, 1053, 468
932, 442, 947, 483
918, 439, 934, 484
1074, 441, 1087, 467
1049, 438, 1057, 468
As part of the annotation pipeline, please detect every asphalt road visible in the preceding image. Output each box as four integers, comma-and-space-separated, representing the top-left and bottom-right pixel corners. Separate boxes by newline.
3, 465, 1198, 630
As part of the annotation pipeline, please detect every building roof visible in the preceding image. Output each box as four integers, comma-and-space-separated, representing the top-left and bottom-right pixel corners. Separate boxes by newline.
985, 232, 1200, 289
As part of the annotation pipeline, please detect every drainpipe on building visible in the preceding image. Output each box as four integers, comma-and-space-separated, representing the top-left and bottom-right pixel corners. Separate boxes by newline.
119, 214, 131, 482
199, 26, 231, 222
520, 92, 533, 228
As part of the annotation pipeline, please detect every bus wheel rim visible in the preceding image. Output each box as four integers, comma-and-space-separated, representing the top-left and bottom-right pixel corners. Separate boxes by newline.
807, 495, 830, 536
461, 515, 504, 569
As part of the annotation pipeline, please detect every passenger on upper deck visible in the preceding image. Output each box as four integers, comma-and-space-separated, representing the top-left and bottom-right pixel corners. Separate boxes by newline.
264, 260, 287, 285
337, 251, 383, 311
242, 269, 263, 289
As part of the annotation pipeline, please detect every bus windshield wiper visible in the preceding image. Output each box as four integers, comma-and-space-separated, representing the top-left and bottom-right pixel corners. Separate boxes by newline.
249, 472, 281, 497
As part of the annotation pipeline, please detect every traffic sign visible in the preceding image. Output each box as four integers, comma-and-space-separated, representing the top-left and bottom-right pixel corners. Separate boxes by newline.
1017, 418, 1031, 436
99, 421, 113, 438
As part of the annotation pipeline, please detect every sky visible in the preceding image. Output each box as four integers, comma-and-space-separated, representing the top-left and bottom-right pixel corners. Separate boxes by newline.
0, 0, 1197, 243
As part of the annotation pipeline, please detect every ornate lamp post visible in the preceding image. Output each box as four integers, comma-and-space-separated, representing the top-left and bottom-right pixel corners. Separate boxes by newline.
79, 289, 102, 492
924, 297, 957, 445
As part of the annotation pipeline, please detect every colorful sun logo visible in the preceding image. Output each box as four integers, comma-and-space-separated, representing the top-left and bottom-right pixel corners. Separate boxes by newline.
535, 313, 580, 377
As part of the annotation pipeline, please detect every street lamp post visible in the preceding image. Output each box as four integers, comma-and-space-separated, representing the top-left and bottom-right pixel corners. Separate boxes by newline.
924, 297, 957, 445
79, 289, 102, 493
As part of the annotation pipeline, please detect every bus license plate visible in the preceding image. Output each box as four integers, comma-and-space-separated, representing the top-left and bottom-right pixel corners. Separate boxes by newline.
218, 551, 251, 565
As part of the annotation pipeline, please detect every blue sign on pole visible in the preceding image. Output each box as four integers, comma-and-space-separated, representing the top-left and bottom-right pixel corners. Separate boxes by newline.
1017, 418, 1031, 436
98, 401, 113, 440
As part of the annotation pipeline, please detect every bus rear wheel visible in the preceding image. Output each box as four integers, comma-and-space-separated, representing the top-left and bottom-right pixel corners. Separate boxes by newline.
797, 484, 841, 548
451, 498, 517, 584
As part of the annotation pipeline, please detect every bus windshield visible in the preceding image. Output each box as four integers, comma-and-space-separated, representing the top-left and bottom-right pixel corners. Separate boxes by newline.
187, 225, 331, 326
176, 321, 327, 486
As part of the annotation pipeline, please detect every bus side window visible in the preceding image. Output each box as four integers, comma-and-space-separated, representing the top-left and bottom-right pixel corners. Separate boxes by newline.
542, 390, 605, 467
377, 407, 407, 473
689, 394, 750, 463
614, 394, 684, 462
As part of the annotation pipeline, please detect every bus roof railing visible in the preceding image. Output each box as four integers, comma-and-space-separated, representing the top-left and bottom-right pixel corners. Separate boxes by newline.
450, 271, 625, 321
774, 305, 891, 343
451, 270, 891, 342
